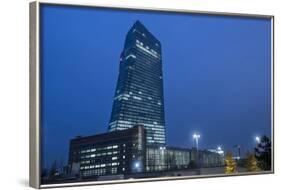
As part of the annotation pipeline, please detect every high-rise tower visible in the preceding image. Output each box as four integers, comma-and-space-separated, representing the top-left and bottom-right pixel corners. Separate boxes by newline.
108, 21, 166, 145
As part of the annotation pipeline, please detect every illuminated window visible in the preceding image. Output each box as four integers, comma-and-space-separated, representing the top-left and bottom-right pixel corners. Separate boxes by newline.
111, 167, 117, 174
136, 44, 158, 58
133, 96, 142, 100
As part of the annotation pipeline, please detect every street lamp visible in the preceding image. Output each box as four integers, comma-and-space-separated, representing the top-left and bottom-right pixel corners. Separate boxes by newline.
255, 136, 261, 144
217, 146, 224, 156
193, 133, 200, 167
193, 133, 200, 150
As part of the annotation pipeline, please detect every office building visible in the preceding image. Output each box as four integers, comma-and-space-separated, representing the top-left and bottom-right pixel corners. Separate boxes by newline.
68, 125, 146, 178
68, 126, 223, 179
108, 20, 166, 145
66, 21, 224, 181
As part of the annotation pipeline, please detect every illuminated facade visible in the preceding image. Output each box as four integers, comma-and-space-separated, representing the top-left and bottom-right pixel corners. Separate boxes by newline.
146, 146, 191, 172
68, 126, 223, 179
67, 21, 224, 181
68, 125, 146, 178
146, 146, 224, 172
108, 20, 166, 145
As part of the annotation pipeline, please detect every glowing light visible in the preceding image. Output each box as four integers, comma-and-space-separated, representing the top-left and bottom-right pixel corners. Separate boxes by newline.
193, 133, 200, 139
255, 136, 261, 143
134, 162, 140, 168
192, 133, 201, 150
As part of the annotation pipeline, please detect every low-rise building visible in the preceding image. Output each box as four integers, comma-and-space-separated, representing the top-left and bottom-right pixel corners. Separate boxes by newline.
68, 125, 146, 178
68, 126, 223, 179
146, 146, 223, 173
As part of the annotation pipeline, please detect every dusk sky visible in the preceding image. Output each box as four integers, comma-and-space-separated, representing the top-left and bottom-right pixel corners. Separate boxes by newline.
40, 4, 272, 169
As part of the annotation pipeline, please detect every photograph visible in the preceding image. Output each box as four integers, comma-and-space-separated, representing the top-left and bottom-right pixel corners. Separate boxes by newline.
37, 3, 272, 186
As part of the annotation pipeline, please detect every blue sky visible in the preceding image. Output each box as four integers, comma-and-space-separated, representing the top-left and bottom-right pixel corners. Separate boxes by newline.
40, 4, 272, 169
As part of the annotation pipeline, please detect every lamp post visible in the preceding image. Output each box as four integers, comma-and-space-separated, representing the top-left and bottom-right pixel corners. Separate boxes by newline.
217, 146, 224, 155
193, 133, 200, 150
193, 133, 200, 167
217, 146, 224, 166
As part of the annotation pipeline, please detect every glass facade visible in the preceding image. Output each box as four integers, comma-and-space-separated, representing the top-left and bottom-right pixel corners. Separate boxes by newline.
146, 146, 223, 172
146, 146, 191, 172
67, 20, 224, 181
108, 20, 166, 145
196, 149, 224, 167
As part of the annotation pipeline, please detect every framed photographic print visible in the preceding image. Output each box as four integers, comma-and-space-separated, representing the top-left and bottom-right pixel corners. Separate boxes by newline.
29, 1, 274, 188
